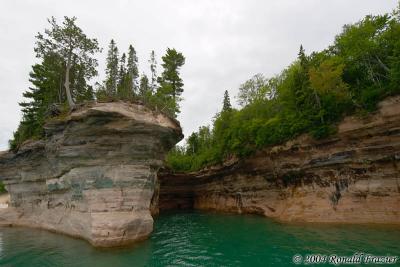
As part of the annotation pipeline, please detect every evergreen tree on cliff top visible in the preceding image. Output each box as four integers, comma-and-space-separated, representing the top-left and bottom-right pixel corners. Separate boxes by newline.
105, 39, 119, 97
152, 48, 185, 117
222, 90, 232, 112
35, 16, 100, 108
149, 50, 158, 91
158, 48, 185, 100
10, 54, 64, 150
139, 74, 151, 102
117, 53, 128, 98
127, 44, 139, 94
10, 17, 99, 150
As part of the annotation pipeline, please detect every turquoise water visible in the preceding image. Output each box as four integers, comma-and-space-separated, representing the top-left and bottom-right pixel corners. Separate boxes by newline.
0, 211, 399, 266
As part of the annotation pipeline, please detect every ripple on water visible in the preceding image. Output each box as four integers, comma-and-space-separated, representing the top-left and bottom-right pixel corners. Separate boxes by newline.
0, 212, 399, 267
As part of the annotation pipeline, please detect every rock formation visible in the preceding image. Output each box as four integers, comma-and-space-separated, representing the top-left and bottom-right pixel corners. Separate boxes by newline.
1, 96, 399, 248
159, 96, 400, 224
0, 102, 182, 247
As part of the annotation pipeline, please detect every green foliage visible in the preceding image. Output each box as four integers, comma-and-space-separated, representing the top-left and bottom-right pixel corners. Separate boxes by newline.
10, 52, 94, 150
10, 17, 186, 150
147, 83, 181, 118
149, 50, 158, 90
138, 74, 151, 102
10, 16, 99, 150
146, 48, 186, 118
117, 53, 133, 100
96, 45, 185, 118
125, 44, 139, 96
166, 6, 400, 172
236, 74, 271, 107
105, 39, 119, 96
222, 90, 232, 112
332, 10, 400, 109
35, 16, 100, 107
0, 181, 6, 194
157, 48, 185, 100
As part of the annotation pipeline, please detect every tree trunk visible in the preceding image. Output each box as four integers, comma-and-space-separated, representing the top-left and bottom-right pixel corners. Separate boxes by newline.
313, 89, 324, 124
375, 55, 390, 73
65, 61, 75, 108
58, 76, 63, 103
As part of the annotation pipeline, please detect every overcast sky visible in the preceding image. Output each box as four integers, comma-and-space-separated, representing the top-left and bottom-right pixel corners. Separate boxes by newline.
0, 0, 397, 150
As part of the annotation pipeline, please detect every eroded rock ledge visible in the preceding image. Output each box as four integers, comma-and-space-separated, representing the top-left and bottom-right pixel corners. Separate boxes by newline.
159, 96, 400, 224
0, 102, 182, 247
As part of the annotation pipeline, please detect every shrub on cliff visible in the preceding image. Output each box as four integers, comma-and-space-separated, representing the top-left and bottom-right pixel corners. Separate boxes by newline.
0, 181, 7, 194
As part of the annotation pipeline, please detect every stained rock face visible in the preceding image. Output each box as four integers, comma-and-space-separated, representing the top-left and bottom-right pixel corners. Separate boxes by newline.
159, 96, 400, 224
0, 102, 182, 247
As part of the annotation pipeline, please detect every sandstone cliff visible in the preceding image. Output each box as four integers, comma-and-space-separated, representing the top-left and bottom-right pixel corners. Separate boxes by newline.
159, 96, 400, 224
1, 97, 399, 248
0, 102, 182, 247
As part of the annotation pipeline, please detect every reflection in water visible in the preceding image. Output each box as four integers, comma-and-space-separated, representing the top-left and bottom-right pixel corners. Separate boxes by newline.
0, 212, 399, 267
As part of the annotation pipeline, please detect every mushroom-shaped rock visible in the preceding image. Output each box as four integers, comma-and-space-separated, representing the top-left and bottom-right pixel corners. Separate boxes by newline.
0, 102, 183, 247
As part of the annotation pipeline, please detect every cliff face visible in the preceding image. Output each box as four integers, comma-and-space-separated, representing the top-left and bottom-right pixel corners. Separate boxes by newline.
1, 97, 399, 248
159, 96, 400, 224
0, 102, 182, 247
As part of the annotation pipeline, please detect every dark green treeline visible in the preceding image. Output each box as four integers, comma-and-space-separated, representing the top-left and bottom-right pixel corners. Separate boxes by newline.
167, 6, 400, 172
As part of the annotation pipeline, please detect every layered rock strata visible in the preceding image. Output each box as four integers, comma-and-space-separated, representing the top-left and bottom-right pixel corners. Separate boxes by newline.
0, 102, 182, 247
159, 97, 400, 224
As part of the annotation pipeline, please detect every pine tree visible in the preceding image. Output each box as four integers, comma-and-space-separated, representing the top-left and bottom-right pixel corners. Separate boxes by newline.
298, 44, 307, 68
118, 53, 127, 87
127, 45, 139, 95
139, 74, 151, 102
158, 48, 185, 100
149, 50, 157, 90
222, 90, 232, 112
10, 53, 64, 150
117, 53, 131, 99
105, 39, 119, 96
151, 48, 186, 118
186, 132, 199, 155
286, 44, 311, 113
71, 63, 94, 102
35, 16, 100, 108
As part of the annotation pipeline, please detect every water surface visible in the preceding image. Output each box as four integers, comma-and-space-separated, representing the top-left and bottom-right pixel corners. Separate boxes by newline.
0, 211, 399, 266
